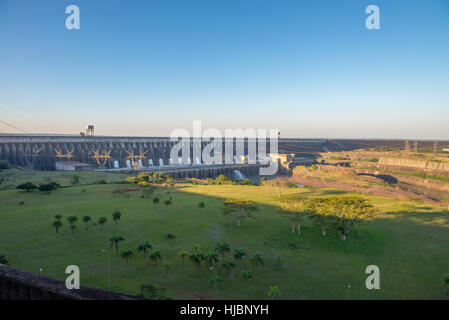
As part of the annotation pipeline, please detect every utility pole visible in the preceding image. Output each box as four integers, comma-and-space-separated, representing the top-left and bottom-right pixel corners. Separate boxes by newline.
414, 141, 418, 153
434, 141, 438, 154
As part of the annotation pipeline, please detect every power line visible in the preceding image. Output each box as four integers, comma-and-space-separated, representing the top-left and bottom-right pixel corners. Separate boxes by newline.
0, 119, 28, 133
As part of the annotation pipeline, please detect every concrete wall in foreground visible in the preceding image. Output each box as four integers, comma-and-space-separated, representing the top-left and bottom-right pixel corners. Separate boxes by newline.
0, 265, 135, 300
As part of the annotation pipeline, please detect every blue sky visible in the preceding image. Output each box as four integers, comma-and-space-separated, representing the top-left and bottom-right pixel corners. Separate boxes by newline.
0, 0, 448, 138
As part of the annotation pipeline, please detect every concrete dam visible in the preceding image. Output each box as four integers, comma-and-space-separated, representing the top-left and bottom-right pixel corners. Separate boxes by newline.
0, 135, 325, 171
1, 134, 445, 171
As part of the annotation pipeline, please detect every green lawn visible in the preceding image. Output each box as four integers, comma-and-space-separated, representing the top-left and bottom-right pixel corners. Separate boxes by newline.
0, 173, 448, 299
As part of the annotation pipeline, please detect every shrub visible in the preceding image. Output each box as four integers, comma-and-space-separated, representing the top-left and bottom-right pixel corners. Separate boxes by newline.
16, 182, 37, 192
0, 254, 9, 265
0, 160, 10, 170
38, 183, 59, 193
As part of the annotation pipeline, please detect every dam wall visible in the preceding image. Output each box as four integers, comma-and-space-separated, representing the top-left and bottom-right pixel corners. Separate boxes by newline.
0, 135, 329, 170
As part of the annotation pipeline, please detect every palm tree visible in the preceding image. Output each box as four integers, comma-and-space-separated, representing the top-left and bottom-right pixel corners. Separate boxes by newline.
54, 214, 62, 220
149, 249, 162, 266
215, 242, 231, 258
109, 235, 125, 256
242, 270, 253, 279
138, 241, 152, 258
249, 253, 264, 274
120, 250, 134, 265
222, 259, 236, 278
191, 244, 202, 253
153, 197, 160, 207
233, 248, 247, 262
443, 273, 449, 296
203, 251, 219, 266
112, 211, 121, 229
268, 285, 281, 300
163, 199, 172, 208
162, 261, 171, 276
82, 216, 91, 231
52, 220, 62, 233
70, 224, 77, 234
67, 216, 78, 224
179, 251, 189, 268
189, 252, 204, 276
98, 217, 107, 230
210, 275, 221, 300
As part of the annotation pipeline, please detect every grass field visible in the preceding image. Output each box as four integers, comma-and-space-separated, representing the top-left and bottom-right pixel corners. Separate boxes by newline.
0, 170, 448, 299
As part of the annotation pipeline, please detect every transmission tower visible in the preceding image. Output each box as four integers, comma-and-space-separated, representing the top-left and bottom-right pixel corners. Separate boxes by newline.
413, 141, 418, 153
54, 148, 74, 160
90, 149, 112, 167
405, 140, 410, 152
124, 149, 148, 171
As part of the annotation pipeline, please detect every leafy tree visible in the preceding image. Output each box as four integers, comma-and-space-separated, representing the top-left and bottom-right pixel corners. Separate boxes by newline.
277, 196, 311, 237
325, 196, 378, 240
153, 197, 160, 207
179, 251, 189, 268
268, 285, 281, 300
52, 220, 62, 233
215, 242, 231, 258
162, 261, 171, 276
112, 211, 122, 229
120, 250, 134, 265
16, 182, 37, 192
307, 198, 335, 236
242, 270, 254, 279
82, 216, 91, 231
443, 273, 449, 296
138, 241, 152, 258
249, 253, 264, 273
233, 248, 247, 262
198, 202, 205, 211
109, 235, 125, 256
54, 214, 62, 220
70, 224, 77, 234
222, 199, 259, 228
149, 249, 162, 266
0, 254, 10, 265
98, 217, 107, 230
